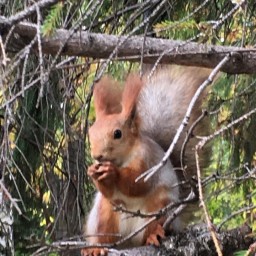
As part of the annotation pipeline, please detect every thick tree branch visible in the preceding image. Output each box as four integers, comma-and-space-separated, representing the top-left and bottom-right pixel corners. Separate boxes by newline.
32, 224, 254, 256
109, 224, 254, 256
1, 20, 256, 74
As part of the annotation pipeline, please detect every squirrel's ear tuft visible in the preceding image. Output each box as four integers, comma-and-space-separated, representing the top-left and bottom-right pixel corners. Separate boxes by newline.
121, 74, 143, 121
93, 76, 123, 119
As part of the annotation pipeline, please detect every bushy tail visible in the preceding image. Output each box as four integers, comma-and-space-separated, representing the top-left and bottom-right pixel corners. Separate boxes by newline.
138, 65, 211, 187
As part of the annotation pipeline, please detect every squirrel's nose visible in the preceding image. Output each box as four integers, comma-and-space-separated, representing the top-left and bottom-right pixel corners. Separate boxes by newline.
94, 155, 103, 162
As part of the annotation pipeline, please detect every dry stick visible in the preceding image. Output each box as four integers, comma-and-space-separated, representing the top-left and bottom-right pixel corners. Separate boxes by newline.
0, 180, 22, 215
197, 108, 256, 151
195, 102, 256, 255
19, 0, 103, 108
113, 217, 157, 248
21, 0, 106, 239
111, 192, 197, 248
205, 167, 255, 185
1, 77, 41, 108
33, 219, 157, 254
139, 18, 150, 77
0, 34, 10, 66
246, 242, 256, 256
47, 99, 72, 239
85, 0, 168, 98
0, 0, 60, 26
32, 241, 121, 256
217, 204, 256, 231
195, 147, 223, 256
49, 0, 105, 70
113, 190, 197, 219
180, 110, 208, 175
65, 192, 196, 253
35, 5, 45, 108
1, 34, 38, 84
94, 0, 168, 82
3, 25, 15, 49
137, 1, 246, 181
45, 0, 103, 234
194, 107, 256, 256
136, 53, 231, 183
148, 0, 245, 78
83, 0, 169, 137
8, 143, 36, 195
194, 55, 238, 256
163, 190, 195, 230
152, 0, 211, 35
32, 193, 197, 255
137, 55, 230, 254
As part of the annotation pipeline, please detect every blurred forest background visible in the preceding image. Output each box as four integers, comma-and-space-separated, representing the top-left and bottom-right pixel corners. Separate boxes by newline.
0, 0, 256, 255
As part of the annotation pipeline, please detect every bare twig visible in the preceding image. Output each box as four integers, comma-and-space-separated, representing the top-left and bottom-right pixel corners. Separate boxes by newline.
0, 180, 22, 215
113, 190, 197, 220
148, 0, 246, 77
136, 53, 231, 183
245, 241, 256, 256
163, 190, 196, 230
0, 0, 60, 27
1, 76, 41, 108
217, 205, 256, 231
180, 110, 208, 174
197, 107, 256, 150
114, 217, 157, 247
194, 105, 256, 256
150, 0, 211, 35
0, 34, 10, 66
192, 53, 256, 256
35, 5, 45, 108
195, 145, 223, 256
94, 0, 169, 81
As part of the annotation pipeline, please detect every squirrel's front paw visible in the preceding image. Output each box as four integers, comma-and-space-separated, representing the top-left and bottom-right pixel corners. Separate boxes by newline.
146, 224, 165, 246
81, 247, 108, 256
88, 162, 117, 182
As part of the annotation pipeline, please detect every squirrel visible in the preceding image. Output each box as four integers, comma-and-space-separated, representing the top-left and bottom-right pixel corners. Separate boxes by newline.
81, 65, 211, 256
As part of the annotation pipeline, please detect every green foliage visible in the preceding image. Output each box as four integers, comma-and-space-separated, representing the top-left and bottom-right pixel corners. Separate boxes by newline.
42, 2, 64, 36
206, 73, 256, 230
106, 61, 138, 81
233, 250, 248, 256
13, 209, 44, 255
154, 19, 199, 40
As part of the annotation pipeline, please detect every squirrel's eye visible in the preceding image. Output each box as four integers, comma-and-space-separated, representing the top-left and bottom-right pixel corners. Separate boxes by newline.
113, 129, 122, 139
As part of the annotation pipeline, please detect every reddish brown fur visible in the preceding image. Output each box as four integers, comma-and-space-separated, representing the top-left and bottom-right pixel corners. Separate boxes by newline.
84, 66, 212, 255
81, 197, 119, 256
143, 186, 172, 243
93, 76, 123, 119
121, 74, 143, 119
88, 160, 151, 199
96, 196, 120, 244
116, 159, 152, 197
88, 165, 171, 245
87, 162, 118, 198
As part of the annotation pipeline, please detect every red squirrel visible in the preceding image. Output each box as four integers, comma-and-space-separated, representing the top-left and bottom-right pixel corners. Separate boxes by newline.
81, 66, 211, 256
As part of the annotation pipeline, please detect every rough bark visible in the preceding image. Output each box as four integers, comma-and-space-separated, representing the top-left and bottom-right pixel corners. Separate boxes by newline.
1, 19, 256, 74
33, 224, 254, 256
106, 224, 254, 256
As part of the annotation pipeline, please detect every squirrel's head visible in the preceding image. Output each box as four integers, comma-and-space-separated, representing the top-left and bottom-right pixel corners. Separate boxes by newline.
89, 75, 143, 167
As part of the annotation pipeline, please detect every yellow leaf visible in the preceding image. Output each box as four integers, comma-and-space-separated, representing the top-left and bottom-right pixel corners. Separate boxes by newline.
42, 190, 51, 205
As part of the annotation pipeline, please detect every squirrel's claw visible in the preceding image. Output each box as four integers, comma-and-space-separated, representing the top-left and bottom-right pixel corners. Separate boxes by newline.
145, 224, 165, 246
